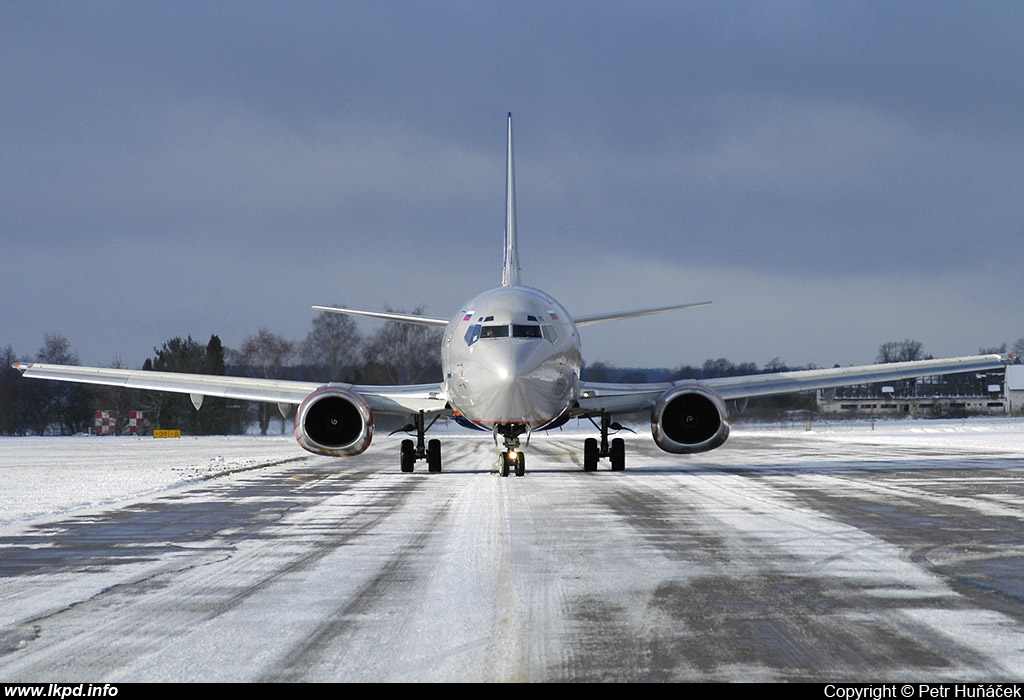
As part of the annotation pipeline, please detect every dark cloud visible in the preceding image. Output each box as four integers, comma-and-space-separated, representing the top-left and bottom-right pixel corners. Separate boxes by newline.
2, 2, 1022, 368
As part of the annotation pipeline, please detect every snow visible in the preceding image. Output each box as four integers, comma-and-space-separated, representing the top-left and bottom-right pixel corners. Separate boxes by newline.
4, 417, 1022, 529
2, 417, 1024, 680
0, 434, 308, 529
815, 416, 1024, 457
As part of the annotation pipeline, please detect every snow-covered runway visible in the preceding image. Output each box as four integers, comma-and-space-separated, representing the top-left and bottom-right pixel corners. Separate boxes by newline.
1, 419, 1023, 681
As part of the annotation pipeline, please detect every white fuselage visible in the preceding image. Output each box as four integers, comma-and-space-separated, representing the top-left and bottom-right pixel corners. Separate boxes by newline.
442, 285, 582, 430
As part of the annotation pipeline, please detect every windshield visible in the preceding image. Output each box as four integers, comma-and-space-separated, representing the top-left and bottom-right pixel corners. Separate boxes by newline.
480, 325, 510, 339
465, 322, 554, 346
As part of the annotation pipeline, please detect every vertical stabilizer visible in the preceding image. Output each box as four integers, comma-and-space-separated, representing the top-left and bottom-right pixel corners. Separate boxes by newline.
502, 113, 521, 287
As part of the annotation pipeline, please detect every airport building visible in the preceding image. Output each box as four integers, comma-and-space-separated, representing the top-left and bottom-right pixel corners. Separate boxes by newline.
817, 366, 1013, 418
1006, 365, 1024, 415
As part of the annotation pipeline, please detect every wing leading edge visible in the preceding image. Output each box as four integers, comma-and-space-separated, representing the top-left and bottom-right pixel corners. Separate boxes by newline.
311, 305, 449, 327
12, 362, 446, 415
574, 301, 712, 327
578, 353, 1006, 415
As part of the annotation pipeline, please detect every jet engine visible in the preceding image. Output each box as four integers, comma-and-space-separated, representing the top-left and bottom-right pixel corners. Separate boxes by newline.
295, 386, 373, 457
651, 384, 730, 454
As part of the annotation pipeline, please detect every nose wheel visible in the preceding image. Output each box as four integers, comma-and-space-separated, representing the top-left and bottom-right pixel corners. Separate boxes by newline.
500, 449, 526, 477
496, 424, 528, 477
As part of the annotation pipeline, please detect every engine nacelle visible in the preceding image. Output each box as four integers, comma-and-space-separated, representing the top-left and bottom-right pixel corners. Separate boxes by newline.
295, 386, 373, 457
651, 384, 730, 454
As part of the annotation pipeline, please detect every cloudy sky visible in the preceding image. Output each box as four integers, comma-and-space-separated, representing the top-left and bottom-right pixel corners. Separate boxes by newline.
3, 1, 1022, 371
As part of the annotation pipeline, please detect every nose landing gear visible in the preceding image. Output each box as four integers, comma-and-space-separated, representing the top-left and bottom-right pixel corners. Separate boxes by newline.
495, 424, 529, 477
500, 448, 525, 477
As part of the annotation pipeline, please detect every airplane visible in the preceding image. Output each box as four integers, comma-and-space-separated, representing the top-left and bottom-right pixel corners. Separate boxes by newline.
14, 114, 1006, 477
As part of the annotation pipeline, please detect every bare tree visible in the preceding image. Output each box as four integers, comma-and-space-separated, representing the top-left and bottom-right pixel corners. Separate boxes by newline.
300, 307, 362, 382
238, 329, 295, 379
237, 329, 295, 435
877, 339, 928, 396
1013, 338, 1024, 363
361, 306, 442, 384
38, 333, 79, 366
877, 339, 925, 364
34, 334, 92, 434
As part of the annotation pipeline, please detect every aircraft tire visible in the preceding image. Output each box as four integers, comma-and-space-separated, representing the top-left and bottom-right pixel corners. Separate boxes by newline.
500, 453, 510, 477
515, 452, 525, 477
610, 437, 625, 471
401, 439, 415, 473
583, 438, 598, 471
427, 439, 442, 472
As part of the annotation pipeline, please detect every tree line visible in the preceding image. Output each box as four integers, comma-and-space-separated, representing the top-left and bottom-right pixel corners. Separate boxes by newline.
2, 318, 1021, 436
0, 307, 442, 437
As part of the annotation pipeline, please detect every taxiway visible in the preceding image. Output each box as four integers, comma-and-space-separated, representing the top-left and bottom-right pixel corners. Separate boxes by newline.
1, 421, 1023, 681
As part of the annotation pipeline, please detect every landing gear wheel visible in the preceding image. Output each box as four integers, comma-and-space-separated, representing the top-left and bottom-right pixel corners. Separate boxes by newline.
400, 439, 415, 473
610, 437, 625, 471
583, 438, 598, 472
500, 452, 510, 477
427, 438, 442, 473
514, 452, 525, 477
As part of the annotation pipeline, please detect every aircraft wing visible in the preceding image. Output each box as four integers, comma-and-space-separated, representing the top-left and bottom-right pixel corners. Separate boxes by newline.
577, 354, 1006, 415
312, 305, 450, 327
12, 363, 447, 415
574, 301, 712, 327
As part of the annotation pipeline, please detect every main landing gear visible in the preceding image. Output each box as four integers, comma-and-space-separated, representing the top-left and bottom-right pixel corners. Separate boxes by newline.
583, 411, 626, 472
399, 411, 442, 473
495, 424, 528, 477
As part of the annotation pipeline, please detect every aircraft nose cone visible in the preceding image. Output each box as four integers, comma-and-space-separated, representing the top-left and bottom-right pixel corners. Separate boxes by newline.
478, 359, 541, 420
455, 344, 567, 425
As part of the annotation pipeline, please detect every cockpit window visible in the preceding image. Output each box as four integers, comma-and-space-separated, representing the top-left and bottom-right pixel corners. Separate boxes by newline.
512, 324, 542, 338
465, 321, 555, 346
480, 325, 510, 339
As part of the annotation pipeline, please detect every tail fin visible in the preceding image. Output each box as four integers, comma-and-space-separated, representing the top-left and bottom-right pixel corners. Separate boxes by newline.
502, 113, 521, 287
